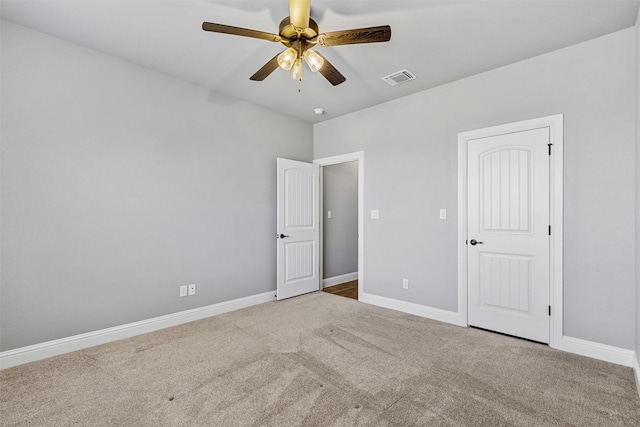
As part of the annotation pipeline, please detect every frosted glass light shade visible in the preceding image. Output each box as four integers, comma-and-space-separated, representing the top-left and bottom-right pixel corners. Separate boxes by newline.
277, 48, 297, 71
291, 58, 304, 81
303, 49, 324, 72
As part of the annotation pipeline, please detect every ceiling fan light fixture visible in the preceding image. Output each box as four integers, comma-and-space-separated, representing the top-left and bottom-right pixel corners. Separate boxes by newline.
202, 0, 391, 86
303, 49, 324, 72
291, 58, 304, 81
277, 47, 297, 71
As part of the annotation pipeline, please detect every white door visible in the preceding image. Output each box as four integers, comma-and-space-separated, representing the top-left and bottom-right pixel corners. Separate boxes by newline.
467, 127, 550, 343
277, 158, 320, 300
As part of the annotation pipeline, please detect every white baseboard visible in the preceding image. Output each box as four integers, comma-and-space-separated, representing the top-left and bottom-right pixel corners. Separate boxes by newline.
323, 272, 358, 288
359, 292, 636, 370
553, 335, 634, 367
0, 291, 276, 370
3, 288, 635, 381
359, 291, 466, 327
633, 352, 640, 398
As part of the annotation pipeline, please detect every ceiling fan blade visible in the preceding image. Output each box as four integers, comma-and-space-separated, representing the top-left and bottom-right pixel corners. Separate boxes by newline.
314, 52, 346, 86
249, 54, 281, 81
289, 0, 311, 29
317, 25, 391, 46
202, 22, 282, 43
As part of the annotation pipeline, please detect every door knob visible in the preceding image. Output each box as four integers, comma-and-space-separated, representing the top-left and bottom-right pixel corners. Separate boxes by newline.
470, 239, 483, 245
278, 234, 290, 239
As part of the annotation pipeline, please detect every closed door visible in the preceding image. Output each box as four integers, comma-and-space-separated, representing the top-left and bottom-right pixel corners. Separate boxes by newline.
467, 127, 550, 343
276, 158, 320, 300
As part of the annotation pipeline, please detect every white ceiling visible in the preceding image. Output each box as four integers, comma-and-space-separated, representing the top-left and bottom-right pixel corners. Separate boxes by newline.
2, 1, 639, 124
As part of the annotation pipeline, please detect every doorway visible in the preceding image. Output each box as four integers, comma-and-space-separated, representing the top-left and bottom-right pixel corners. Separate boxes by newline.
320, 161, 358, 300
457, 115, 563, 346
314, 152, 364, 301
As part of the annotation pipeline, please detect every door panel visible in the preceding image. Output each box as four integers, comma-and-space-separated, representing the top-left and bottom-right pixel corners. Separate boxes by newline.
480, 254, 531, 312
481, 148, 531, 232
285, 241, 314, 282
285, 169, 314, 228
277, 158, 320, 300
468, 128, 549, 343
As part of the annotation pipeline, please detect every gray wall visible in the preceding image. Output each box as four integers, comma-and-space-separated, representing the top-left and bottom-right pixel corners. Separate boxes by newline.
314, 29, 636, 349
322, 161, 358, 279
0, 22, 313, 351
635, 9, 640, 367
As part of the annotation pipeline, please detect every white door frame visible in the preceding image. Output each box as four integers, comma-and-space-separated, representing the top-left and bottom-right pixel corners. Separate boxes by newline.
314, 151, 364, 300
457, 115, 563, 348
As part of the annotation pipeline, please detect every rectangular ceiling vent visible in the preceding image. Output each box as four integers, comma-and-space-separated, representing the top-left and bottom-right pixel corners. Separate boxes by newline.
382, 69, 417, 86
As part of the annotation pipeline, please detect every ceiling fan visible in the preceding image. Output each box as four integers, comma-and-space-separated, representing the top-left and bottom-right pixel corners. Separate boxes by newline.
202, 0, 391, 86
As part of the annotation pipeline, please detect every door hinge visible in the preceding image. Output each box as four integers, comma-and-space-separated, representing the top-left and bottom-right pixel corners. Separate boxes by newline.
548, 143, 552, 155
548, 305, 551, 316
548, 225, 551, 236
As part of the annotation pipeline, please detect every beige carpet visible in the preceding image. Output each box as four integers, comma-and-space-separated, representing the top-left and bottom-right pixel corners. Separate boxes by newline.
1, 292, 639, 426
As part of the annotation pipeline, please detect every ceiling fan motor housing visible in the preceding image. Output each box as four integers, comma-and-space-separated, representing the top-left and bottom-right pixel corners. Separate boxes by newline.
278, 17, 319, 47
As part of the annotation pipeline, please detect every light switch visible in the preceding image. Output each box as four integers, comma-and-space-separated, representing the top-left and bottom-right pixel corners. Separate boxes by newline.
327, 211, 332, 219
439, 209, 447, 220
371, 210, 380, 220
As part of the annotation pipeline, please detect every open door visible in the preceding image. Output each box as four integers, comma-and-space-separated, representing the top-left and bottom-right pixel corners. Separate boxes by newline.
276, 158, 320, 300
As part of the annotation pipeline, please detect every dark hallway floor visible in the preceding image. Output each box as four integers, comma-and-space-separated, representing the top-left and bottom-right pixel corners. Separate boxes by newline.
322, 280, 358, 300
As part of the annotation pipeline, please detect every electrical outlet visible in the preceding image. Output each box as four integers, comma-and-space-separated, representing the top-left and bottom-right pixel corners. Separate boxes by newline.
179, 285, 188, 297
402, 279, 409, 289
188, 284, 196, 296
